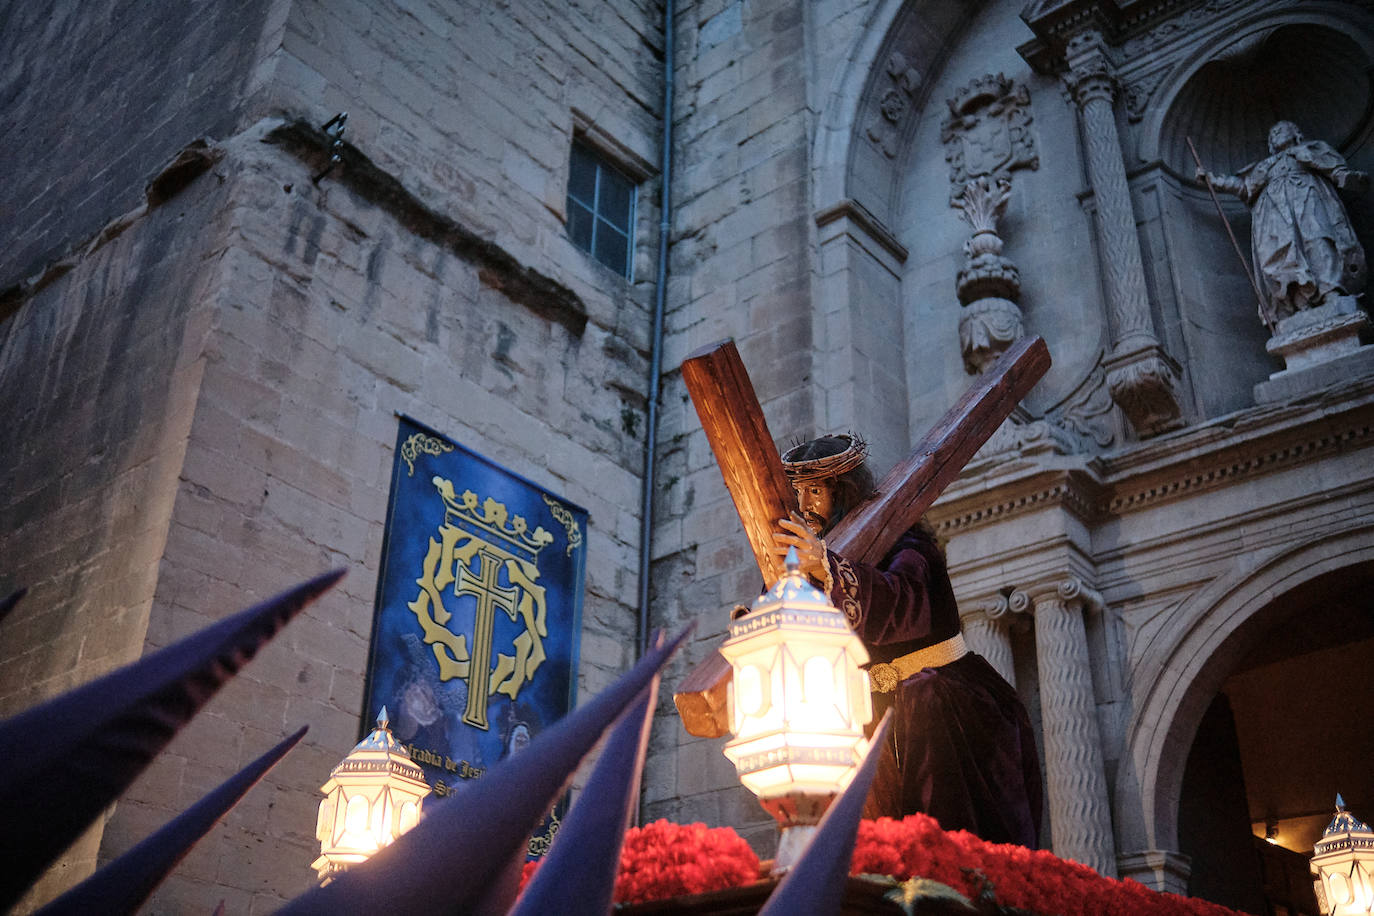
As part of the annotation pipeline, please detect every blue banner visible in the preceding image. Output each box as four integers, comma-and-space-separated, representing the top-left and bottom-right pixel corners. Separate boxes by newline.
363, 416, 587, 853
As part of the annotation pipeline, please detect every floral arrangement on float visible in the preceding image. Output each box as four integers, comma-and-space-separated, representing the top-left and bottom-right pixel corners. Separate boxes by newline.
847, 814, 1241, 916
519, 815, 1245, 915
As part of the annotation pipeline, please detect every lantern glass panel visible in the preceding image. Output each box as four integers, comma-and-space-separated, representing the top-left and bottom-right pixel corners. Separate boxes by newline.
343, 794, 375, 850
737, 664, 765, 718
400, 801, 419, 833
802, 654, 837, 707
316, 797, 333, 840
1319, 860, 1374, 914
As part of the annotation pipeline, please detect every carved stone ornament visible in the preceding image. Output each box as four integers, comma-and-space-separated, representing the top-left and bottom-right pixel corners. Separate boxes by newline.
1122, 69, 1167, 123
954, 176, 1025, 375
1046, 357, 1116, 449
1105, 344, 1184, 437
1119, 0, 1248, 60
959, 299, 1025, 376
956, 177, 1019, 303
865, 51, 923, 159
968, 412, 1077, 469
1264, 295, 1372, 374
941, 74, 1038, 201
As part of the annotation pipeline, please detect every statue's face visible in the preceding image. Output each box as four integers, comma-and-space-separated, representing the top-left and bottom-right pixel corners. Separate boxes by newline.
1268, 121, 1300, 153
794, 481, 835, 534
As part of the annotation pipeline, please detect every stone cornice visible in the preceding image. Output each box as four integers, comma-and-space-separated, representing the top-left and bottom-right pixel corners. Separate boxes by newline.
1018, 0, 1240, 74
931, 378, 1374, 534
814, 198, 908, 264
928, 463, 1105, 535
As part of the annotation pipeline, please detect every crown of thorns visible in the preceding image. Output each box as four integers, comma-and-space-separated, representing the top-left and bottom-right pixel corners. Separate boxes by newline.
780, 434, 868, 483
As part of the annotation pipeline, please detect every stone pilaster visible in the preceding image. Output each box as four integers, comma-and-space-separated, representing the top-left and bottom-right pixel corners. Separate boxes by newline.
1020, 577, 1117, 876
960, 593, 1016, 688
1064, 33, 1183, 438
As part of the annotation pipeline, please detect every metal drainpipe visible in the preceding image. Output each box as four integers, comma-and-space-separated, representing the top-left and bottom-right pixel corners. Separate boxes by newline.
637, 0, 674, 664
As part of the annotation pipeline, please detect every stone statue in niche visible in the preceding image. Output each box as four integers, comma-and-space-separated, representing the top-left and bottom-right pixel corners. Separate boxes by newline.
1198, 121, 1368, 323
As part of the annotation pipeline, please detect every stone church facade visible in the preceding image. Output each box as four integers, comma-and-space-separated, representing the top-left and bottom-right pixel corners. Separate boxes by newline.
2, 1, 1371, 912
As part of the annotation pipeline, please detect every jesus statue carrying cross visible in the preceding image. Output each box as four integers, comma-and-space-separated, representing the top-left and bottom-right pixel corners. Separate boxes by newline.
675, 335, 1049, 847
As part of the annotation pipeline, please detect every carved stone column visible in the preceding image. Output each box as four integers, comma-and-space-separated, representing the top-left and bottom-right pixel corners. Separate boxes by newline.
1064, 33, 1183, 438
960, 593, 1016, 688
1018, 577, 1116, 876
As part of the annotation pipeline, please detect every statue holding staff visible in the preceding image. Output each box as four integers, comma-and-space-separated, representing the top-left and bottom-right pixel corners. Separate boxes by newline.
1197, 121, 1369, 328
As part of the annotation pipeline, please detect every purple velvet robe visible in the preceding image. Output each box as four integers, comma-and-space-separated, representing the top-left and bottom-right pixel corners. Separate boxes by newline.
825, 526, 1043, 847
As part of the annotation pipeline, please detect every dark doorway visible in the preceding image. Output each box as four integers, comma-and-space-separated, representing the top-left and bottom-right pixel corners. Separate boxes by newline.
1177, 562, 1374, 914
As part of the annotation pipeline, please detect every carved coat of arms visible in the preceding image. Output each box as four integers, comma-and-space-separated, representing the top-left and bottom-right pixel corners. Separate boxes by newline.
940, 74, 1038, 203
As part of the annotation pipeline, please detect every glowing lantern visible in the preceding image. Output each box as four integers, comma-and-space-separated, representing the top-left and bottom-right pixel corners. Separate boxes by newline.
311, 707, 430, 883
719, 548, 873, 872
1312, 795, 1374, 915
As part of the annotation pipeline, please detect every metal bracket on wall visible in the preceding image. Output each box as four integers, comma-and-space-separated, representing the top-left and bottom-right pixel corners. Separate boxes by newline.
312, 112, 348, 185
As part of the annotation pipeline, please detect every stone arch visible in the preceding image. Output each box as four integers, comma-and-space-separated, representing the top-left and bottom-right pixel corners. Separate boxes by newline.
812, 0, 988, 227
1117, 524, 1374, 858
810, 0, 906, 215
808, 0, 990, 472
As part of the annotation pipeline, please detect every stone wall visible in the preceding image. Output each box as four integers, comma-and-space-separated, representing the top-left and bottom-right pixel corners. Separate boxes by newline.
262, 0, 664, 299
0, 163, 233, 909
0, 0, 285, 290
89, 120, 653, 911
643, 0, 881, 852
1, 0, 667, 909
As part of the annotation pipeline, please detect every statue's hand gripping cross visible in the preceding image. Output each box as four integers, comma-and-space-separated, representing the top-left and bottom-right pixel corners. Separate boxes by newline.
673, 335, 1050, 737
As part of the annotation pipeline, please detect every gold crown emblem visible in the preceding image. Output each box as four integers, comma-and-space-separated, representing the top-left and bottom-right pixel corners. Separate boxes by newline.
432, 477, 554, 560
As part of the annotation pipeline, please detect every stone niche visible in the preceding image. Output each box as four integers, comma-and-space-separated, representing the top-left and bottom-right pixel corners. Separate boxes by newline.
1155, 22, 1374, 406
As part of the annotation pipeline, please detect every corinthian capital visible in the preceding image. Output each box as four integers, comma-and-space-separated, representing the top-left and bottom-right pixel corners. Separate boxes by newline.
1064, 32, 1116, 106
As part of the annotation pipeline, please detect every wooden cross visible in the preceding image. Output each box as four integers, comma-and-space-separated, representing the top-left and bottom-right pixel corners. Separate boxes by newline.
673, 335, 1051, 738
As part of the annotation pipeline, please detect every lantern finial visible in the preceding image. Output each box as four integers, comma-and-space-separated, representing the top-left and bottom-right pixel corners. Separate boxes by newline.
377, 706, 390, 730
784, 545, 800, 573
